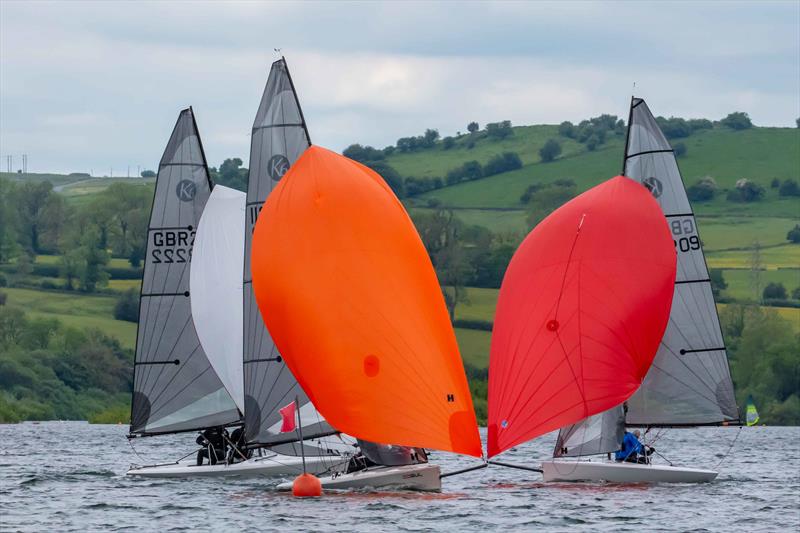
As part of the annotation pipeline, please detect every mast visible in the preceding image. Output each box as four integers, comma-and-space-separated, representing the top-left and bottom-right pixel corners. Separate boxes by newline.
129, 108, 240, 437
242, 58, 329, 447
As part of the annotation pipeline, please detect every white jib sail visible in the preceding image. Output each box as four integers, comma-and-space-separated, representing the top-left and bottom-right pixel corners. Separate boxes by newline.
190, 185, 247, 414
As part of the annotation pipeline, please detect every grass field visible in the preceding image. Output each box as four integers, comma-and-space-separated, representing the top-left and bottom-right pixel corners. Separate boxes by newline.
455, 327, 492, 369
720, 268, 800, 300
58, 178, 154, 206
3, 288, 137, 348
706, 244, 800, 269
35, 254, 134, 269
0, 172, 91, 187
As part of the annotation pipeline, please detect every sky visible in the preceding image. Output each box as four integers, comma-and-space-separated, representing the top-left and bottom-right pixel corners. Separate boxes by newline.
1, 0, 798, 174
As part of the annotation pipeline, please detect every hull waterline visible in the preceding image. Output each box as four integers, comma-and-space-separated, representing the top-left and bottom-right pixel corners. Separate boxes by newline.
541, 459, 717, 483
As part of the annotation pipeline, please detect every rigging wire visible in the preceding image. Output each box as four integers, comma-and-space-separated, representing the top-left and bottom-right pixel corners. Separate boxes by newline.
714, 425, 743, 470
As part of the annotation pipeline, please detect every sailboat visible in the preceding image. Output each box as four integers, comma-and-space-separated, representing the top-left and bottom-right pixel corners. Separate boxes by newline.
127, 61, 356, 478
541, 97, 741, 483
126, 108, 246, 475
745, 395, 760, 426
487, 175, 677, 474
237, 57, 357, 472
250, 146, 483, 491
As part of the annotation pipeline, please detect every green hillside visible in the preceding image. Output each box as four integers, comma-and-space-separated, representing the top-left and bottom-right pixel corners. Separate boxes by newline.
1, 118, 798, 425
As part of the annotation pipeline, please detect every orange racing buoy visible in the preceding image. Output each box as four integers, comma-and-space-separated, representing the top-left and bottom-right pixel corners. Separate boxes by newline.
292, 473, 322, 497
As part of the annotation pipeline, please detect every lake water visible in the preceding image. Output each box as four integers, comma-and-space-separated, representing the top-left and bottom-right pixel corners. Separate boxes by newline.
1, 422, 798, 532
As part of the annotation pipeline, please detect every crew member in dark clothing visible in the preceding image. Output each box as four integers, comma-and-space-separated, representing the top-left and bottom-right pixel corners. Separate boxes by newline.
196, 427, 227, 466
227, 427, 252, 463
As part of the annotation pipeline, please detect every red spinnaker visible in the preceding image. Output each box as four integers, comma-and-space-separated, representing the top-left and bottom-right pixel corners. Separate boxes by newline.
487, 176, 676, 457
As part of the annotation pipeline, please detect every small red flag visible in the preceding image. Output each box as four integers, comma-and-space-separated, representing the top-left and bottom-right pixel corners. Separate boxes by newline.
279, 401, 297, 433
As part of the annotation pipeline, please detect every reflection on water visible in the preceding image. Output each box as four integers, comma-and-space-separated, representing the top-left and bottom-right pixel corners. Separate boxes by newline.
0, 423, 798, 532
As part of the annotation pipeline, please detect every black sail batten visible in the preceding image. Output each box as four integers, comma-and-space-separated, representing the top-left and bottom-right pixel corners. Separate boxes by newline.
243, 58, 324, 450
129, 108, 241, 437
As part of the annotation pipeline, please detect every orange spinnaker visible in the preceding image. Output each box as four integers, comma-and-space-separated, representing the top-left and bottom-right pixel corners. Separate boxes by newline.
251, 146, 482, 457
487, 176, 676, 457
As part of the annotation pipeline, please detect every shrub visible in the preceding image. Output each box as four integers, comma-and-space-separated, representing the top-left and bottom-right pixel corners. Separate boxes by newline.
343, 144, 385, 163
114, 289, 139, 322
687, 118, 713, 131
673, 142, 687, 157
558, 121, 576, 138
727, 179, 764, 202
467, 122, 479, 134
771, 178, 781, 189
106, 266, 142, 280
442, 136, 456, 150
0, 291, 5, 306
365, 161, 404, 198
484, 152, 523, 176
709, 269, 727, 298
656, 117, 692, 139
39, 280, 59, 290
452, 319, 493, 331
446, 161, 483, 185
686, 176, 718, 202
763, 283, 787, 300
792, 287, 800, 300
539, 139, 562, 162
485, 120, 513, 140
140, 170, 156, 178
720, 111, 753, 130
779, 179, 800, 197
787, 224, 800, 243
0, 273, 6, 287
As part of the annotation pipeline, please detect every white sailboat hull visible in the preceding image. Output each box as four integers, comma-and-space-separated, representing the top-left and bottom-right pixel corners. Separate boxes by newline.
541, 459, 718, 483
277, 463, 442, 492
126, 453, 348, 478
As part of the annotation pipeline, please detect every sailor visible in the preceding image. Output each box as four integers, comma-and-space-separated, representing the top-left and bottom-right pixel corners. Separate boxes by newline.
227, 427, 251, 463
196, 427, 227, 466
615, 429, 653, 463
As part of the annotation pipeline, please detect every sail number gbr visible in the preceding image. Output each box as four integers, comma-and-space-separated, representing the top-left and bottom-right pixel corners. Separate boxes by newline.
670, 217, 700, 253
150, 229, 195, 264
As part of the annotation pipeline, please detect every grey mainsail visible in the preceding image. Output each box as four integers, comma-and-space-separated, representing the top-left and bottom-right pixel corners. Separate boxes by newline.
623, 97, 738, 426
130, 108, 240, 436
242, 58, 333, 444
552, 97, 739, 453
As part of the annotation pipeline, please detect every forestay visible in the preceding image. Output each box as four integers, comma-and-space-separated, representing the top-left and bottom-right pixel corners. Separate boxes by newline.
190, 185, 246, 413
130, 108, 240, 436
623, 97, 739, 426
242, 58, 329, 445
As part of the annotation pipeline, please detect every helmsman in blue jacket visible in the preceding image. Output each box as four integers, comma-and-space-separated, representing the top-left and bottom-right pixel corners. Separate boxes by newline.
615, 429, 652, 463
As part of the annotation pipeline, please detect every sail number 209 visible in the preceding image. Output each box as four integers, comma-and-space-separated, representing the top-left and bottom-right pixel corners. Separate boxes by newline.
671, 218, 700, 253
150, 230, 195, 264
